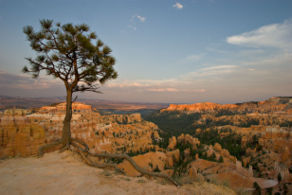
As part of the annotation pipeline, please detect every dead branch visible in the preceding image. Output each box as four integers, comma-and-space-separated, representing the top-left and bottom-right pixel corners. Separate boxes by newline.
38, 138, 181, 186
71, 143, 124, 174
70, 139, 181, 186
71, 138, 89, 152
38, 139, 62, 157
87, 152, 181, 186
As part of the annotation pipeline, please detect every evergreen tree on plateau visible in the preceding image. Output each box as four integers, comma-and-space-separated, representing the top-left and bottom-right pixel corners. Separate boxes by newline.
22, 19, 180, 186
23, 19, 117, 149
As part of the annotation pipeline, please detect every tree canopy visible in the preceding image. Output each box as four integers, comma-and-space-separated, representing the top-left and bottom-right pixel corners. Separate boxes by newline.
23, 19, 117, 93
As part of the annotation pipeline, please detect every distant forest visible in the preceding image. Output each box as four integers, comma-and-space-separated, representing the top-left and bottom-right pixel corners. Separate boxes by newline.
144, 111, 261, 161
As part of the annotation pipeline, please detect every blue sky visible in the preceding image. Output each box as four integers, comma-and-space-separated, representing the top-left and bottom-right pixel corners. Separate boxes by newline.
0, 0, 292, 103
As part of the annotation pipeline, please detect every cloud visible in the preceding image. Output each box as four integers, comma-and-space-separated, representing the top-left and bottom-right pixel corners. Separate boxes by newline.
106, 82, 150, 88
128, 15, 146, 31
128, 25, 137, 31
0, 71, 64, 97
131, 15, 146, 23
178, 53, 205, 65
184, 53, 205, 63
200, 65, 237, 72
226, 19, 292, 50
244, 52, 292, 67
173, 2, 183, 10
147, 88, 178, 92
185, 65, 239, 78
104, 77, 207, 96
105, 79, 178, 89
136, 15, 146, 23
0, 71, 60, 90
105, 65, 239, 94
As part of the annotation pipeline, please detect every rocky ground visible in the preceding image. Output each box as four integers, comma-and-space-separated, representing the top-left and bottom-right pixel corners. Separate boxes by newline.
0, 151, 235, 195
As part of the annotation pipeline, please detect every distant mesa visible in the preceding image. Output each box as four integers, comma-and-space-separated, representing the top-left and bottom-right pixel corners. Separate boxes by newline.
161, 102, 237, 112
40, 102, 92, 113
161, 96, 292, 113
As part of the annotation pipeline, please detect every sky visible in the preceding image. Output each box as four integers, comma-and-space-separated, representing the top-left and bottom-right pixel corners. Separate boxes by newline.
0, 0, 292, 104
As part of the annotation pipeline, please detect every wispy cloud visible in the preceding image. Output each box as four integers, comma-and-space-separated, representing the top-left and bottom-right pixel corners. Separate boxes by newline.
184, 53, 204, 62
227, 19, 292, 50
147, 88, 178, 92
128, 25, 137, 31
200, 65, 237, 72
173, 2, 183, 10
131, 15, 146, 23
106, 82, 151, 88
136, 15, 146, 22
128, 15, 146, 31
178, 53, 205, 66
104, 64, 239, 96
185, 65, 239, 78
0, 71, 61, 90
104, 77, 206, 95
0, 71, 64, 97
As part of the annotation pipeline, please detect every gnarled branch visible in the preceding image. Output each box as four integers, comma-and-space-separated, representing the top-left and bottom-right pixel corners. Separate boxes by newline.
38, 139, 62, 157
70, 139, 181, 186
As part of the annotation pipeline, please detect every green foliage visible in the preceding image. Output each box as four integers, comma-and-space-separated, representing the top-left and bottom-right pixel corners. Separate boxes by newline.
109, 157, 123, 164
279, 120, 292, 127
153, 166, 161, 172
146, 109, 263, 162
145, 111, 201, 136
278, 173, 282, 182
149, 162, 153, 168
215, 109, 237, 117
219, 155, 223, 163
266, 187, 273, 195
253, 182, 261, 195
238, 118, 259, 127
151, 129, 170, 149
194, 128, 246, 160
23, 19, 117, 93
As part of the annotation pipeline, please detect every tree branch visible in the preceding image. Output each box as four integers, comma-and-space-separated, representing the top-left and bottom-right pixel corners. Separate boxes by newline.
70, 140, 181, 186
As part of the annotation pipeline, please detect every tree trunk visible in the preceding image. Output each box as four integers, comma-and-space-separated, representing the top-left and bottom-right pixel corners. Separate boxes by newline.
62, 89, 72, 148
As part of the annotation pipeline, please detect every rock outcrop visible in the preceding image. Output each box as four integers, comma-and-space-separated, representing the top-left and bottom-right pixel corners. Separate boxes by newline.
0, 102, 158, 158
177, 134, 200, 150
118, 152, 167, 177
161, 102, 237, 113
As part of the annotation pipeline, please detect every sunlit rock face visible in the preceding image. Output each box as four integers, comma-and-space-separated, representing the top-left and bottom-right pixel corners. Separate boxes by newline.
177, 134, 200, 150
0, 102, 159, 158
162, 102, 238, 113
39, 102, 92, 113
118, 152, 168, 176
150, 96, 292, 186
162, 97, 292, 114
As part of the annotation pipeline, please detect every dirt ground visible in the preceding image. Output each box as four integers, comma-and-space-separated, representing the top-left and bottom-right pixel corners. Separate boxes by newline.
0, 151, 235, 195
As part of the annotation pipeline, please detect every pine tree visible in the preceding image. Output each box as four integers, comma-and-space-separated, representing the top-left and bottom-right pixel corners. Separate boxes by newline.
277, 173, 282, 182
21, 19, 181, 187
23, 19, 117, 150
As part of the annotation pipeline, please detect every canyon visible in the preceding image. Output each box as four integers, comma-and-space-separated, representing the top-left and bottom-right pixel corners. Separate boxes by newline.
0, 97, 291, 194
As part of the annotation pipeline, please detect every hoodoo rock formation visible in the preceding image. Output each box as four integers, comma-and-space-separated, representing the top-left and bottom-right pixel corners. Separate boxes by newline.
0, 102, 156, 158
1, 97, 291, 194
